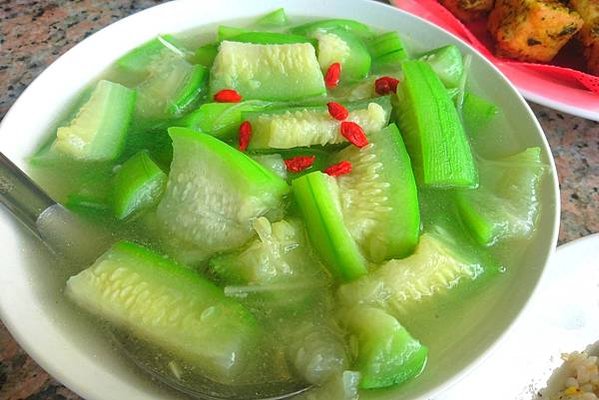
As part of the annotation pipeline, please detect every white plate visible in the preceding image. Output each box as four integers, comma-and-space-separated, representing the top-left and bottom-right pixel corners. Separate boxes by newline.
439, 234, 599, 399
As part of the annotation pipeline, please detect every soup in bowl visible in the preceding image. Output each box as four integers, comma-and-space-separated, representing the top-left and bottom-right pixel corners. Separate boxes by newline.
0, 0, 559, 399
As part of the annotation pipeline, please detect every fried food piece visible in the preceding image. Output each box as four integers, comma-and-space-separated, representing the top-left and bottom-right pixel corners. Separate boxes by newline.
570, 0, 599, 75
488, 0, 583, 62
439, 0, 496, 21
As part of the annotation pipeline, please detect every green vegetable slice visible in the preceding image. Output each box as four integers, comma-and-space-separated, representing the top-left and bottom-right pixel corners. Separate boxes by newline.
116, 35, 185, 78
367, 32, 409, 71
210, 41, 326, 101
292, 171, 367, 282
313, 29, 371, 83
66, 241, 259, 383
419, 45, 464, 88
245, 96, 391, 149
338, 230, 496, 315
175, 100, 272, 140
397, 60, 478, 188
228, 31, 313, 45
342, 306, 428, 389
112, 151, 167, 220
456, 148, 546, 246
156, 127, 289, 254
335, 124, 420, 262
461, 91, 499, 135
290, 19, 374, 39
255, 8, 289, 27
53, 80, 136, 161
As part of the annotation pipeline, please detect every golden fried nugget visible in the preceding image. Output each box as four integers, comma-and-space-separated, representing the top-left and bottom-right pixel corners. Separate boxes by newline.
440, 0, 496, 21
488, 0, 583, 62
570, 0, 599, 75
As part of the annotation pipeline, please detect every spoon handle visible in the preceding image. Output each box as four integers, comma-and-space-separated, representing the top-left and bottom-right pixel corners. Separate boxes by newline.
0, 152, 56, 236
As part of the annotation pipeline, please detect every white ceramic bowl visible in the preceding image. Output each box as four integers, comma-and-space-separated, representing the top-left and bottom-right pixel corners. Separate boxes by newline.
0, 0, 560, 399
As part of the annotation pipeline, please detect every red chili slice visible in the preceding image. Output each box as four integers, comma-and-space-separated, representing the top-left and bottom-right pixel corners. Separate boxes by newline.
214, 89, 242, 103
327, 102, 349, 121
284, 156, 316, 173
325, 62, 341, 89
324, 161, 352, 177
340, 121, 369, 148
374, 76, 400, 95
238, 121, 252, 151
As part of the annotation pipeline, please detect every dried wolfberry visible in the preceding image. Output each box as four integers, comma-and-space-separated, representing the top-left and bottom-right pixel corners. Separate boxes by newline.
238, 121, 252, 151
324, 161, 352, 177
284, 156, 316, 173
324, 62, 341, 89
327, 102, 349, 121
374, 76, 400, 95
214, 89, 242, 103
340, 121, 368, 148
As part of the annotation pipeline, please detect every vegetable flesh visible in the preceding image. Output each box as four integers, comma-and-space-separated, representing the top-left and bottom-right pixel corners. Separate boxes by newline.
246, 97, 391, 149
66, 241, 259, 383
156, 127, 289, 254
53, 80, 136, 161
335, 124, 420, 262
338, 232, 491, 315
210, 41, 326, 101
456, 148, 546, 246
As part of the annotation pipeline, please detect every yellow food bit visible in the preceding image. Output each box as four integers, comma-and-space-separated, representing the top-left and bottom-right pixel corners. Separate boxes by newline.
564, 386, 582, 395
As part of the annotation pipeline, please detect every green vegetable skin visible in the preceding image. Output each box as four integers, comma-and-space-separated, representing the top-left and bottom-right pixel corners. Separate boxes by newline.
456, 148, 545, 246
420, 45, 464, 88
290, 19, 374, 39
53, 80, 136, 161
292, 171, 367, 282
462, 91, 499, 134
245, 96, 392, 149
175, 100, 272, 140
367, 31, 409, 70
210, 41, 326, 101
397, 60, 478, 188
336, 124, 420, 262
66, 241, 259, 383
136, 57, 208, 118
156, 127, 289, 254
343, 306, 428, 389
256, 8, 289, 27
116, 34, 184, 77
112, 151, 167, 220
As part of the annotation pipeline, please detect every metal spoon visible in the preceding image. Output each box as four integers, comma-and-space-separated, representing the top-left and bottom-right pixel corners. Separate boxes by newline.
0, 152, 309, 400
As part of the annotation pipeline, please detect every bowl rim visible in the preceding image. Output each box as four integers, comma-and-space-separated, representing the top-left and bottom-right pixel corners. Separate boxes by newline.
0, 0, 560, 399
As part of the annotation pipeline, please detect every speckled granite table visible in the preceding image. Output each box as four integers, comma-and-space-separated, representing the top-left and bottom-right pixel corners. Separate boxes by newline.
0, 1, 598, 399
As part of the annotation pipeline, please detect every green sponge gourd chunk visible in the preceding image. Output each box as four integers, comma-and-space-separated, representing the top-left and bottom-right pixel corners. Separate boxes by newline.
397, 60, 477, 188
210, 41, 326, 101
156, 127, 289, 254
53, 80, 136, 161
66, 241, 259, 383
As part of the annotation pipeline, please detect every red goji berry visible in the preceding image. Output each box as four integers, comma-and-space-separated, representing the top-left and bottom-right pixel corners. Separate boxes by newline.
214, 89, 242, 103
374, 76, 400, 95
327, 102, 349, 121
238, 121, 252, 151
325, 62, 341, 89
340, 121, 368, 148
324, 161, 352, 177
284, 156, 316, 173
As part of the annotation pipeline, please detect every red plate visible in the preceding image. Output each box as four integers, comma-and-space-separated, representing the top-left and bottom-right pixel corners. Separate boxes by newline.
392, 0, 599, 121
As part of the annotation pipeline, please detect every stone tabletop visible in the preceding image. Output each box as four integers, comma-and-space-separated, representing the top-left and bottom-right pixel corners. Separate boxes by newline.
0, 1, 598, 399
